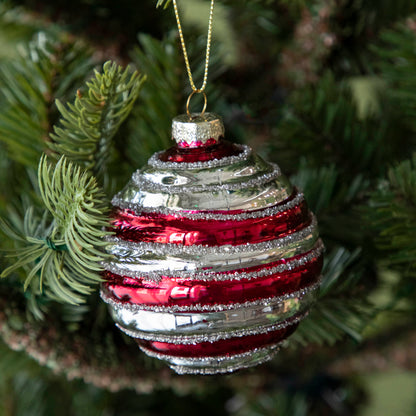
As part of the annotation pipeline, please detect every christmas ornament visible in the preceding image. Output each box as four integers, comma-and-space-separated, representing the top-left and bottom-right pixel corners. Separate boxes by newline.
100, 0, 323, 375
101, 112, 323, 374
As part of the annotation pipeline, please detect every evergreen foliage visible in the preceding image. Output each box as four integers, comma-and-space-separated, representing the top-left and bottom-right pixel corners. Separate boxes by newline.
0, 1, 415, 415
49, 62, 145, 179
374, 25, 416, 131
368, 155, 416, 298
0, 32, 94, 168
0, 34, 145, 308
273, 73, 398, 180
1, 155, 111, 306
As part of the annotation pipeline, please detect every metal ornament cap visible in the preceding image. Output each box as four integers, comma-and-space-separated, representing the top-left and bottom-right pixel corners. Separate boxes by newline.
172, 112, 225, 147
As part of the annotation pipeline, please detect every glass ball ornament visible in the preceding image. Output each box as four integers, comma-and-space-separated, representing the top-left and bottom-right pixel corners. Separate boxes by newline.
101, 113, 323, 375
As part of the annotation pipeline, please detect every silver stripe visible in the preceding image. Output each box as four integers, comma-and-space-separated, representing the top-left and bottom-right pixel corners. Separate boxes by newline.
108, 288, 316, 336
103, 239, 323, 282
112, 183, 292, 212
132, 164, 282, 194
104, 223, 318, 279
105, 230, 317, 280
106, 217, 317, 257
171, 353, 275, 375
115, 311, 306, 344
140, 153, 273, 188
141, 155, 276, 193
147, 145, 252, 170
111, 192, 304, 221
140, 343, 280, 364
101, 280, 320, 314
139, 344, 281, 375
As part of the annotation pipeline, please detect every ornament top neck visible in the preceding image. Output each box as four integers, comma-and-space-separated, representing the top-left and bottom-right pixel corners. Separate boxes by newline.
172, 112, 224, 148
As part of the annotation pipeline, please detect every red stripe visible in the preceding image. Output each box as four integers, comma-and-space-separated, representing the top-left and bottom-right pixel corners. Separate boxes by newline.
136, 324, 298, 358
111, 196, 309, 247
102, 253, 322, 308
159, 139, 240, 163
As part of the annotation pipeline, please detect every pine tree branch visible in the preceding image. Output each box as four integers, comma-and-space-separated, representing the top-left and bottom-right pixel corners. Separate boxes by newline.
0, 45, 146, 309
48, 61, 146, 180
1, 156, 112, 306
372, 25, 416, 132
368, 155, 416, 276
0, 32, 94, 169
272, 73, 394, 179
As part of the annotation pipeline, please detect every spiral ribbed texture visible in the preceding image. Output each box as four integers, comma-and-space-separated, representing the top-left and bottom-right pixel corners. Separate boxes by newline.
102, 113, 323, 375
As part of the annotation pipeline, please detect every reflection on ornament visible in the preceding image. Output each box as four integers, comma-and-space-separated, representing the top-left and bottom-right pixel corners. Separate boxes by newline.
101, 113, 323, 375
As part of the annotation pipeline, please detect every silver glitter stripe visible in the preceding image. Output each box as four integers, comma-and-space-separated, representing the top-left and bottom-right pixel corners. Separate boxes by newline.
111, 192, 305, 221
113, 181, 292, 212
114, 311, 307, 344
108, 290, 315, 336
132, 164, 281, 194
100, 279, 320, 314
147, 145, 252, 170
104, 223, 318, 280
140, 343, 280, 364
140, 344, 280, 374
106, 217, 317, 257
171, 352, 276, 375
103, 240, 323, 282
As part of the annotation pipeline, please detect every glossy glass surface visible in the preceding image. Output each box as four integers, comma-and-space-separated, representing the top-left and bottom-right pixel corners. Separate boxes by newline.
159, 140, 241, 163
111, 202, 310, 246
103, 254, 322, 307
136, 325, 297, 357
117, 183, 293, 212
150, 344, 278, 374
110, 290, 315, 336
140, 153, 273, 188
106, 226, 319, 279
113, 150, 293, 212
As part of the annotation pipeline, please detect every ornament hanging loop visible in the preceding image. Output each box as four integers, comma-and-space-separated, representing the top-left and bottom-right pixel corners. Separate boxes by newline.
173, 0, 214, 114
186, 90, 207, 118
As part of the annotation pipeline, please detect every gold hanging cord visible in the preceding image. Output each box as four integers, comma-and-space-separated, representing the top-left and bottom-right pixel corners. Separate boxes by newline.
172, 0, 215, 117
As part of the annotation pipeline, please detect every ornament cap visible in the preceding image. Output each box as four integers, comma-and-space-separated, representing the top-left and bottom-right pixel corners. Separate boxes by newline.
172, 112, 225, 148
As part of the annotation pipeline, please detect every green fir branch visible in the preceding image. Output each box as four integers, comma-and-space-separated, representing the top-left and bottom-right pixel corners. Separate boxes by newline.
0, 32, 94, 169
273, 73, 393, 179
1, 155, 112, 305
49, 61, 146, 179
368, 155, 416, 276
373, 26, 416, 132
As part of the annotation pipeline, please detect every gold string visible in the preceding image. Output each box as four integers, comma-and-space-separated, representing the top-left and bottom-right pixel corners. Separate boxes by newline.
172, 0, 215, 99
